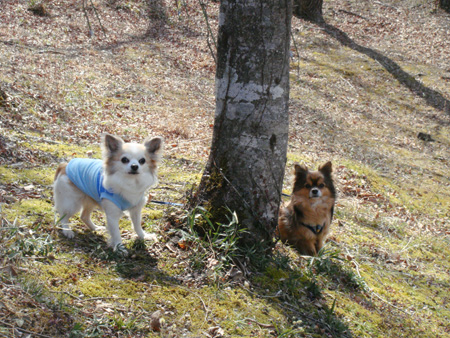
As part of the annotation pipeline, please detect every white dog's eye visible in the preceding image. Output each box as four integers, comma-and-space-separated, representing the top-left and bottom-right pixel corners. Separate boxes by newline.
139, 158, 146, 165
121, 157, 130, 164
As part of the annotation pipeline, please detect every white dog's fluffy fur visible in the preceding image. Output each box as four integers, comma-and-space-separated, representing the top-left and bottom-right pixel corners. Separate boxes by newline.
53, 133, 163, 255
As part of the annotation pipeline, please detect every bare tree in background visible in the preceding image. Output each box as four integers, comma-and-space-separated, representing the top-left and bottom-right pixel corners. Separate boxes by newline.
147, 0, 167, 36
293, 0, 324, 22
440, 0, 450, 12
193, 0, 292, 249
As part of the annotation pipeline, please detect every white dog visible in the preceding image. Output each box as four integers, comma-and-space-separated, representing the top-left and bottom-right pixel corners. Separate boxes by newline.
53, 133, 163, 255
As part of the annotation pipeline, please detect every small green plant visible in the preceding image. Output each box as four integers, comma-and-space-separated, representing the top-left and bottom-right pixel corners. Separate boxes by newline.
306, 244, 368, 292
322, 298, 350, 336
277, 327, 306, 338
1, 218, 55, 259
73, 315, 111, 338
14, 233, 55, 257
108, 312, 137, 332
324, 297, 337, 323
179, 207, 247, 277
69, 323, 84, 338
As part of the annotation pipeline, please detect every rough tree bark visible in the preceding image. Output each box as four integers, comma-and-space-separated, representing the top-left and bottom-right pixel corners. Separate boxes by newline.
440, 0, 450, 12
293, 0, 323, 22
194, 0, 292, 248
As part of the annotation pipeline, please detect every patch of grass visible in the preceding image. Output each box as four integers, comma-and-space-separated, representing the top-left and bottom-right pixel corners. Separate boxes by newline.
176, 207, 246, 280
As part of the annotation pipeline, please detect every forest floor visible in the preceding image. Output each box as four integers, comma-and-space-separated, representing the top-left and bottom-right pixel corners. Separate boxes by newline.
1, 0, 449, 337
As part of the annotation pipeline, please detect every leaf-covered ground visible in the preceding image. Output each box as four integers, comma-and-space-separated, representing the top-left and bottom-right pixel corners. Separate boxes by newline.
1, 0, 449, 337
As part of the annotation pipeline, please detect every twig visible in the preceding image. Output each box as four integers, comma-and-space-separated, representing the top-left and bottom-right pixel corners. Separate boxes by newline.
47, 289, 81, 300
0, 40, 69, 56
64, 285, 210, 324
74, 296, 139, 302
338, 9, 369, 20
198, 0, 217, 64
339, 75, 357, 92
36, 49, 67, 55
82, 0, 93, 37
212, 160, 252, 211
20, 133, 63, 145
290, 30, 301, 79
351, 260, 412, 315
399, 236, 413, 253
241, 318, 275, 329
241, 285, 280, 299
164, 282, 209, 324
190, 288, 209, 324
89, 0, 107, 38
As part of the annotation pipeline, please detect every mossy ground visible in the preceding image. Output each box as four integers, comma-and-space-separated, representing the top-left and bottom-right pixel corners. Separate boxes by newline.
1, 0, 450, 337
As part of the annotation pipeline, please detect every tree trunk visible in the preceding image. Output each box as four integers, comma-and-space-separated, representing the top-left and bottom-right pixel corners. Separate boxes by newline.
440, 0, 450, 12
293, 0, 323, 22
194, 0, 292, 248
146, 0, 167, 36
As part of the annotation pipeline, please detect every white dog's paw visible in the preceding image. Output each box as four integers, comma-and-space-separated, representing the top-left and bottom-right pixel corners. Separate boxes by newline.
113, 243, 129, 257
62, 229, 75, 239
92, 225, 106, 233
143, 232, 159, 242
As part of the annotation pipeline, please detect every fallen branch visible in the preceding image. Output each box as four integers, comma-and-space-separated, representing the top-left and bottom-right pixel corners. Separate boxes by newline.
242, 318, 275, 329
352, 260, 413, 315
338, 9, 369, 20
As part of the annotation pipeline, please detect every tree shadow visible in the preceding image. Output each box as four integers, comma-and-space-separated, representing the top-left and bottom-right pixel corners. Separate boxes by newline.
242, 245, 354, 337
319, 22, 450, 116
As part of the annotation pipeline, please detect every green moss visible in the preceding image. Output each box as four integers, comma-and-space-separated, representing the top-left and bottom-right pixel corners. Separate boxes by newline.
142, 208, 163, 220
3, 199, 54, 227
0, 166, 53, 187
0, 166, 18, 183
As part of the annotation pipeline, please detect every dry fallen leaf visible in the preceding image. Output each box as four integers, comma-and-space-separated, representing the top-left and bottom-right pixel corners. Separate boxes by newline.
150, 310, 163, 332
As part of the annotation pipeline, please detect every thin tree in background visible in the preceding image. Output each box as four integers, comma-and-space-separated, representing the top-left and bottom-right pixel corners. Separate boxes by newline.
440, 0, 450, 12
193, 0, 292, 249
293, 0, 324, 22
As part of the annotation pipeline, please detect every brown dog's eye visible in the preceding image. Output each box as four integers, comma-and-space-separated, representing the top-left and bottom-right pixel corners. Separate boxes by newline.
305, 184, 311, 189
139, 158, 146, 165
319, 183, 325, 188
121, 157, 130, 164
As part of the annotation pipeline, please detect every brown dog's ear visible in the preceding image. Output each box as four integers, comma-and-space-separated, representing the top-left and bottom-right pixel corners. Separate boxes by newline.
294, 163, 308, 176
319, 161, 332, 176
144, 136, 164, 161
103, 134, 124, 155
293, 163, 308, 192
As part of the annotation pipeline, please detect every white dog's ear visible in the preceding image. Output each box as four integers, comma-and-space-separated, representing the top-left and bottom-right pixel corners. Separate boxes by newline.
103, 134, 124, 155
144, 136, 164, 161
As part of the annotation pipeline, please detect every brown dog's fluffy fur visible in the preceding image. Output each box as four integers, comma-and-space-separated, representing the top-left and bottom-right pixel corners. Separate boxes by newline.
277, 162, 336, 256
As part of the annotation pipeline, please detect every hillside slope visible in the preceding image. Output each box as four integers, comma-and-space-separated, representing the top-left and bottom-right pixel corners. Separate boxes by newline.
1, 0, 449, 337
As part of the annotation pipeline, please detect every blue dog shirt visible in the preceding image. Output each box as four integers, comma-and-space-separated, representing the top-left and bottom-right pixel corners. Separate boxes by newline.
65, 158, 133, 211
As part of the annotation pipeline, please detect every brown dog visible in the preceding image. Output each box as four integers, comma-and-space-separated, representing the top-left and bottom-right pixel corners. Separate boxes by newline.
277, 162, 336, 256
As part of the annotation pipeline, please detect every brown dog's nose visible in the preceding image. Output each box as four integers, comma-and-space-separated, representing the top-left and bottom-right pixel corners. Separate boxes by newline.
311, 188, 320, 196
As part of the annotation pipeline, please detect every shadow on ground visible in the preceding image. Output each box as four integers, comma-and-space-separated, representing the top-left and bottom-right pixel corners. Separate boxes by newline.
320, 22, 450, 115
